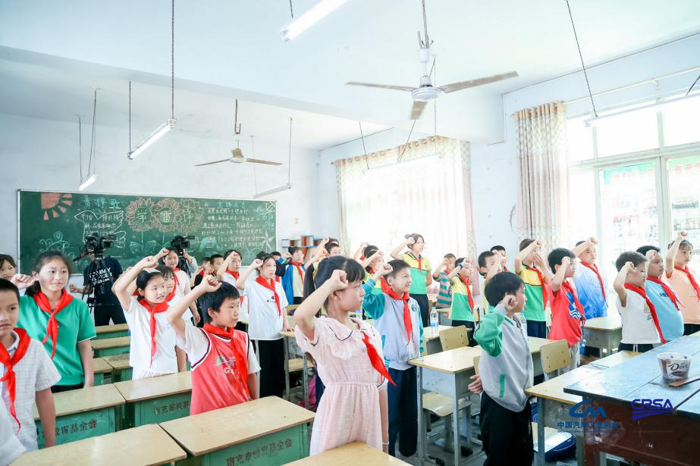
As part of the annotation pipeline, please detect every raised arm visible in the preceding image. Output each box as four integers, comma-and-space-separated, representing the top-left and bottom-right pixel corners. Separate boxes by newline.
514, 240, 540, 274
167, 276, 220, 339
236, 258, 263, 291
613, 261, 633, 307
353, 242, 368, 262
305, 237, 329, 269
550, 256, 570, 293
390, 237, 414, 260
432, 257, 447, 280
112, 251, 164, 310
666, 231, 686, 278
217, 250, 237, 280
295, 270, 348, 341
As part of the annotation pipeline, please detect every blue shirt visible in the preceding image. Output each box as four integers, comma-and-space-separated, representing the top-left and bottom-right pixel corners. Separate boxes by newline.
645, 280, 685, 341
574, 265, 608, 319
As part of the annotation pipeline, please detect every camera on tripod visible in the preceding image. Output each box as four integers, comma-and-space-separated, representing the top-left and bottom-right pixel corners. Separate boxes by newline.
85, 233, 116, 256
170, 235, 195, 256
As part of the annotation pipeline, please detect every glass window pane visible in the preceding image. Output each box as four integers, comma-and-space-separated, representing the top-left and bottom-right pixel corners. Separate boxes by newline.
599, 162, 658, 281
663, 94, 700, 146
566, 116, 594, 162
566, 169, 596, 246
667, 155, 700, 270
595, 105, 659, 157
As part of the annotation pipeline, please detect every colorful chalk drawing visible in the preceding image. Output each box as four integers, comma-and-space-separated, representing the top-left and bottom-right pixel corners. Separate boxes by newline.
125, 198, 156, 232
40, 193, 73, 221
38, 232, 71, 254
129, 240, 161, 257
73, 210, 127, 249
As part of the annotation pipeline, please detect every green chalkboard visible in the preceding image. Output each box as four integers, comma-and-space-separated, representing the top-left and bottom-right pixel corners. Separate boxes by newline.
18, 190, 276, 274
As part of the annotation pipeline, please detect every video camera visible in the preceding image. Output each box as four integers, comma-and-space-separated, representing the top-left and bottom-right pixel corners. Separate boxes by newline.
170, 235, 195, 256
74, 232, 115, 262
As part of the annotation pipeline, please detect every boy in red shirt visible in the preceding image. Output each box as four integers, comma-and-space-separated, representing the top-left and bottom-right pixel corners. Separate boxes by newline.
547, 248, 585, 374
166, 276, 260, 415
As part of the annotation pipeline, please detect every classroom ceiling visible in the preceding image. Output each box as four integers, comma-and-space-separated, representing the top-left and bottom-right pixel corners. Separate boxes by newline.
1, 0, 700, 147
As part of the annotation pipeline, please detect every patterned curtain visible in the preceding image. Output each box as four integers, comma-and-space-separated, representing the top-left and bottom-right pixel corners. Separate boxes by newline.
335, 136, 476, 266
515, 101, 569, 253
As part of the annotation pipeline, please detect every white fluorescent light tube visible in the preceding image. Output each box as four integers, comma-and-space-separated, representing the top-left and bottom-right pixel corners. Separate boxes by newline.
280, 0, 349, 41
254, 184, 292, 199
127, 118, 176, 160
585, 94, 699, 127
79, 173, 97, 191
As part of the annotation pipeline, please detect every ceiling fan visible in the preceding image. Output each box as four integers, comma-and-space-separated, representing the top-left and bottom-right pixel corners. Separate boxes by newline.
346, 0, 519, 120
194, 100, 282, 167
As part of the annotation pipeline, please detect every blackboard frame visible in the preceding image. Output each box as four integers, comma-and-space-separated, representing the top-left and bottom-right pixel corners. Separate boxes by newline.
17, 189, 278, 275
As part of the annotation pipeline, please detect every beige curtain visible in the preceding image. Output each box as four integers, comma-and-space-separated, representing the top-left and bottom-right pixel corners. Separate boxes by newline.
335, 136, 476, 266
515, 101, 569, 253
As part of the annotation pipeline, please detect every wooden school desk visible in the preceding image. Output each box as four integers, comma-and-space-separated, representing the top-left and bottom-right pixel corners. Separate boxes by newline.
564, 336, 700, 465
287, 442, 409, 465
94, 323, 129, 340
103, 353, 133, 382
92, 357, 113, 386
33, 384, 125, 447
91, 336, 130, 357
583, 315, 622, 355
526, 365, 602, 466
160, 396, 315, 465
587, 350, 641, 370
423, 324, 452, 354
12, 424, 187, 466
114, 372, 192, 428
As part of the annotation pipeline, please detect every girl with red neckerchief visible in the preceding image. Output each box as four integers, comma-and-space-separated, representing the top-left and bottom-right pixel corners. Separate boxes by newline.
666, 231, 700, 336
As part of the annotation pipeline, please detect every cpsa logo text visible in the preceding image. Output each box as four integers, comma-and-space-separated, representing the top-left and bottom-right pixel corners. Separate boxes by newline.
631, 398, 673, 421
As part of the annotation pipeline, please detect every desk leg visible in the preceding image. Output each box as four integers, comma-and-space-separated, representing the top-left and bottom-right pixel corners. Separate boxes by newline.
283, 338, 290, 401
452, 378, 460, 466
537, 397, 545, 466
302, 353, 309, 409
417, 366, 425, 465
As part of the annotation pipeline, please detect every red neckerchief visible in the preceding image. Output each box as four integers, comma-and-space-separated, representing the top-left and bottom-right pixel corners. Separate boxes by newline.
367, 267, 375, 275
408, 252, 423, 271
173, 267, 181, 272
225, 270, 240, 281
255, 276, 282, 316
275, 276, 281, 283
361, 332, 395, 386
503, 265, 509, 273
581, 261, 606, 300
203, 324, 250, 399
380, 278, 413, 343
32, 289, 73, 359
290, 261, 305, 285
624, 284, 666, 344
647, 276, 681, 310
172, 272, 180, 290
0, 329, 31, 430
164, 285, 177, 303
523, 264, 549, 308
561, 280, 586, 322
675, 266, 700, 301
457, 275, 475, 310
198, 270, 205, 277
138, 298, 169, 366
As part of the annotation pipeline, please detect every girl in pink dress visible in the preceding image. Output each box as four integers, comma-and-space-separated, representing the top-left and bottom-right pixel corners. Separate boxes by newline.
294, 256, 392, 455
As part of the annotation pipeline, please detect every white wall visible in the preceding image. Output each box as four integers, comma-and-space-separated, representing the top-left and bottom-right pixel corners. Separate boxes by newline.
470, 34, 700, 257
0, 113, 317, 265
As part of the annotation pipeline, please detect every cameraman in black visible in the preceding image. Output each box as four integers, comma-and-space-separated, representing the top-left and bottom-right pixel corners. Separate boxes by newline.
70, 248, 125, 326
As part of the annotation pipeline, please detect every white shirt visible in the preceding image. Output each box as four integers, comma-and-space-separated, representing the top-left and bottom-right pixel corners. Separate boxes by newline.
176, 323, 260, 373
174, 270, 189, 297
0, 401, 24, 466
169, 295, 194, 322
617, 291, 661, 345
0, 333, 60, 451
124, 297, 178, 379
243, 280, 288, 341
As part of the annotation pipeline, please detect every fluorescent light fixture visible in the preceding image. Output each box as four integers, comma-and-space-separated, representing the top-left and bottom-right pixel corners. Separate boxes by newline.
280, 0, 349, 41
584, 94, 699, 127
127, 118, 176, 160
254, 184, 292, 199
79, 173, 97, 191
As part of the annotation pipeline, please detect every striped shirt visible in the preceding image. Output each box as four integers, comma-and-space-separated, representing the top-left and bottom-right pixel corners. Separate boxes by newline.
436, 271, 453, 309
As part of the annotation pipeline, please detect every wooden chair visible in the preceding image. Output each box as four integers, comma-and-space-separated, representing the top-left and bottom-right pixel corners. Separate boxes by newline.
473, 355, 480, 375
540, 339, 571, 374
439, 326, 469, 351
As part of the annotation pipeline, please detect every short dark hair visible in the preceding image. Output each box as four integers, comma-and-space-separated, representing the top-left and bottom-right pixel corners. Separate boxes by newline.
136, 269, 163, 292
0, 278, 20, 302
258, 254, 276, 269
477, 250, 496, 269
326, 242, 341, 252
615, 251, 647, 272
519, 238, 535, 251
455, 257, 466, 268
575, 240, 585, 247
225, 249, 242, 259
198, 281, 240, 323
0, 254, 16, 269
288, 246, 300, 255
491, 245, 506, 253
363, 245, 379, 258
156, 265, 175, 279
443, 253, 456, 260
271, 251, 281, 257
315, 256, 365, 289
548, 248, 575, 271
209, 254, 224, 262
667, 239, 694, 250
387, 259, 410, 279
200, 256, 211, 264
636, 245, 660, 257
485, 272, 524, 307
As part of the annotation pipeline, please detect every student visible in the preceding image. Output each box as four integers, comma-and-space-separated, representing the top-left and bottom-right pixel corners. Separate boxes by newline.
572, 237, 608, 319
0, 279, 59, 451
209, 254, 225, 277
432, 253, 457, 310
0, 255, 16, 281
490, 245, 509, 272
217, 249, 243, 287
281, 247, 306, 305
447, 257, 477, 345
362, 259, 423, 458
271, 251, 288, 281
477, 250, 502, 316
295, 257, 390, 455
360, 245, 385, 296
390, 234, 432, 327
158, 265, 199, 325
474, 272, 534, 466
666, 231, 700, 335
548, 248, 585, 374
167, 276, 260, 415
613, 251, 664, 352
236, 256, 291, 398
637, 246, 684, 342
514, 239, 551, 339
190, 257, 212, 288
303, 238, 341, 298
113, 252, 178, 380
14, 251, 95, 392
162, 248, 192, 298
